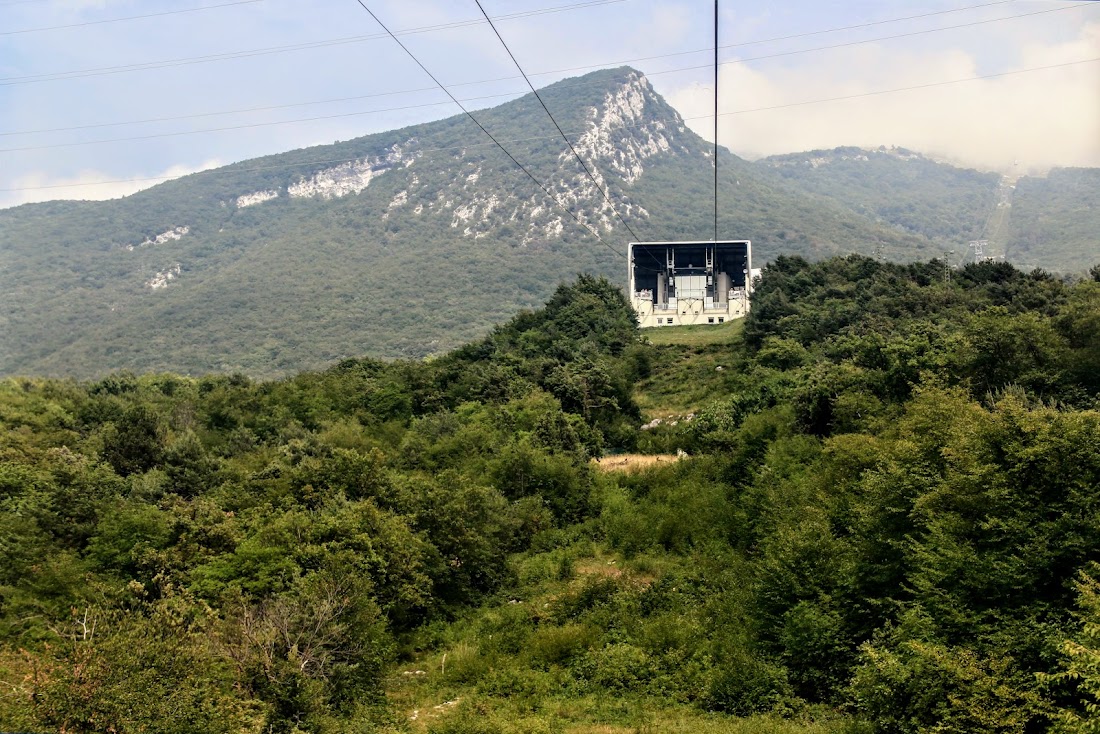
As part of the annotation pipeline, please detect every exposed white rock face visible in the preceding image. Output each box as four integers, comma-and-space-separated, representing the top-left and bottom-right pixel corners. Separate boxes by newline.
544, 218, 564, 238
507, 71, 677, 242
480, 194, 500, 221
451, 202, 477, 228
125, 226, 189, 251
369, 74, 681, 246
767, 147, 922, 169
237, 190, 279, 208
289, 140, 417, 200
289, 160, 384, 199
570, 72, 673, 185
146, 264, 181, 289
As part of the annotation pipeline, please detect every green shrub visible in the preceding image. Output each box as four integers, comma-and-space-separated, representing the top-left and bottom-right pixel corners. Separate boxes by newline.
548, 577, 620, 622
526, 623, 598, 668
575, 643, 656, 692
705, 649, 793, 716
849, 617, 1045, 733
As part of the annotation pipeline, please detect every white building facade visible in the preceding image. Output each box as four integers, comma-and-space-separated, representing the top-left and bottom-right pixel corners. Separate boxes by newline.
628, 240, 755, 328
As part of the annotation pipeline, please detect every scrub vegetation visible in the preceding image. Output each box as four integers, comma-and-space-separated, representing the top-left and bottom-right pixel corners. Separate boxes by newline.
2, 257, 1100, 733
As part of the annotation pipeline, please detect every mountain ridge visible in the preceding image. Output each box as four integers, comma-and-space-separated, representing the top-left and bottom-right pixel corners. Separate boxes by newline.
1, 67, 1094, 379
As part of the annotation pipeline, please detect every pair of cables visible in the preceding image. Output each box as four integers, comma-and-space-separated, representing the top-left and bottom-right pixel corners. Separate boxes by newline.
350, 0, 646, 258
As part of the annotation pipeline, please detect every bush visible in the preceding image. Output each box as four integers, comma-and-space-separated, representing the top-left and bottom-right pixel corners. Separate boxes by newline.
705, 649, 793, 716
849, 619, 1045, 733
575, 643, 656, 692
526, 624, 598, 668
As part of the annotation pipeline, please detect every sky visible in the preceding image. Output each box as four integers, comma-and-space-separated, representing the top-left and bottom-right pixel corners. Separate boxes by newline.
0, 0, 1097, 208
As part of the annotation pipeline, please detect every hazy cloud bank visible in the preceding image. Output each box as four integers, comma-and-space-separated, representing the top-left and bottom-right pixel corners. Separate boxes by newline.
667, 20, 1100, 173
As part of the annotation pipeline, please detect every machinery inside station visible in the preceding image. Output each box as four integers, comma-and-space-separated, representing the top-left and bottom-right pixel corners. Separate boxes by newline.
628, 240, 754, 327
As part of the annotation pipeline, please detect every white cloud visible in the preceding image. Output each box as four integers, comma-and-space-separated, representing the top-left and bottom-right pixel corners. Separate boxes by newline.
667, 22, 1100, 172
1, 158, 223, 209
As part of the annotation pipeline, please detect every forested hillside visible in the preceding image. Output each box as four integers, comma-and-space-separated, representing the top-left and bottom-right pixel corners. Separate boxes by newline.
759, 147, 1000, 244
758, 148, 1100, 274
1005, 168, 1100, 272
2, 259, 1099, 733
4, 69, 1096, 380
0, 67, 940, 380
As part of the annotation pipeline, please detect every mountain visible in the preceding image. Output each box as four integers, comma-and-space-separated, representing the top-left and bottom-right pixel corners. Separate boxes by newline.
758, 146, 1001, 247
1003, 167, 1100, 272
0, 67, 940, 379
756, 147, 1100, 271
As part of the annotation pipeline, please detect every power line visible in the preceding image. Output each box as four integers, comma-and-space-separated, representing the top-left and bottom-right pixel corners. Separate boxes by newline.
722, 0, 1018, 50
0, 0, 1057, 88
1, 0, 1089, 143
473, 0, 641, 242
348, 0, 608, 246
0, 0, 262, 36
0, 0, 628, 86
727, 1, 1096, 67
7, 20, 1094, 156
3, 56, 1095, 194
0, 87, 441, 137
643, 1, 1096, 81
0, 91, 524, 153
717, 57, 1100, 116
713, 0, 719, 243
0, 132, 566, 192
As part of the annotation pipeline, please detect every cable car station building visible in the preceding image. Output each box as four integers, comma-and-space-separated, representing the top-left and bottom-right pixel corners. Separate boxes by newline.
628, 240, 754, 328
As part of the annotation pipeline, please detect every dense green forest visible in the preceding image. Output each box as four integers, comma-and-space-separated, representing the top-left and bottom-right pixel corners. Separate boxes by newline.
758, 149, 1100, 275
1005, 168, 1100, 272
759, 146, 1000, 245
2, 258, 1100, 733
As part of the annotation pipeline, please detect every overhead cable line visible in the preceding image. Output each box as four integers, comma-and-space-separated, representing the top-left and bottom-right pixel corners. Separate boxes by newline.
473, 0, 641, 243
725, 1, 1095, 67
0, 0, 1048, 87
349, 0, 608, 247
0, 86, 445, 136
0, 91, 524, 153
4, 56, 1096, 194
2, 1, 1089, 140
0, 132, 568, 192
717, 57, 1100, 116
724, 0, 1017, 50
713, 0, 719, 243
6, 14, 1094, 156
645, 1, 1096, 80
0, 0, 262, 36
0, 0, 628, 85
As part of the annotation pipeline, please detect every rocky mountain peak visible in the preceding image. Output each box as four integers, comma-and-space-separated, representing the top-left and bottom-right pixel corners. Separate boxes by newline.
224, 68, 690, 245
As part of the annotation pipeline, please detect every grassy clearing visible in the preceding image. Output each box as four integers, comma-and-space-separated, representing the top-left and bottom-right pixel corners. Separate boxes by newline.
640, 319, 744, 347
391, 694, 850, 734
633, 321, 743, 418
381, 318, 836, 733
592, 454, 683, 473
